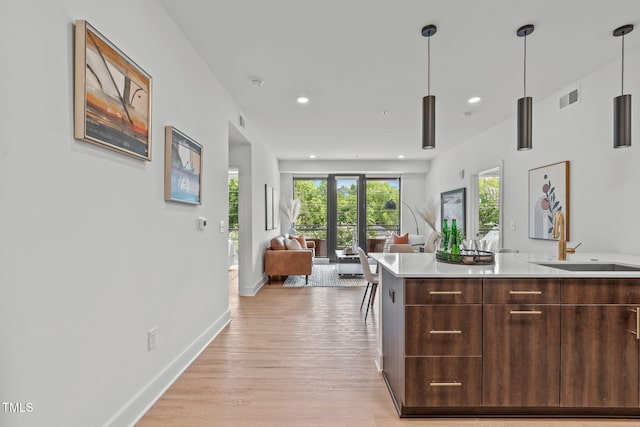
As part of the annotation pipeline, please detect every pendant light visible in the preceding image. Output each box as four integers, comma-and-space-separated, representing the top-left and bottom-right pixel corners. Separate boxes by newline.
613, 24, 634, 149
517, 24, 534, 151
422, 24, 437, 149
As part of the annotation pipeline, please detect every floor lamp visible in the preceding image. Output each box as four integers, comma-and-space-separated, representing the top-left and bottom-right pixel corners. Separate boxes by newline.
384, 200, 419, 235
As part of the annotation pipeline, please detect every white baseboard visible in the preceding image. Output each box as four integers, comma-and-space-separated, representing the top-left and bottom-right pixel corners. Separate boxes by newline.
239, 275, 266, 296
106, 309, 232, 426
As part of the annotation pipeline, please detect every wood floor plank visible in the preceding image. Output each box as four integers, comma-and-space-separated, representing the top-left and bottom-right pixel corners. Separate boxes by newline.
138, 271, 640, 426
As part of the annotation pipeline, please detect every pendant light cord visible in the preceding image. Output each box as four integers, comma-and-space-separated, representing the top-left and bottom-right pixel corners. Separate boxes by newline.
427, 36, 431, 96
523, 33, 527, 97
621, 33, 625, 95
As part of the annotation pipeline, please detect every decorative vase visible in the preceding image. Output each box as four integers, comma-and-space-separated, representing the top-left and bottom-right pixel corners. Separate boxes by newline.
288, 223, 297, 236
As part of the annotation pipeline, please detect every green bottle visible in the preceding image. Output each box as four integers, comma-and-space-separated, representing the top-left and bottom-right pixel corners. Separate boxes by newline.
451, 219, 460, 254
442, 219, 450, 252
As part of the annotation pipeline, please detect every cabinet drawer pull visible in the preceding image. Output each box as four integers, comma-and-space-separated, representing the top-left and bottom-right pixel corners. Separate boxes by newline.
429, 291, 462, 295
509, 290, 542, 295
429, 330, 462, 334
629, 307, 640, 340
509, 310, 542, 315
430, 380, 462, 387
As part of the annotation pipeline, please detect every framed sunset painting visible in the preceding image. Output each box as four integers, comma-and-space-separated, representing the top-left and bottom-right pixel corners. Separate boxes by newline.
74, 20, 152, 160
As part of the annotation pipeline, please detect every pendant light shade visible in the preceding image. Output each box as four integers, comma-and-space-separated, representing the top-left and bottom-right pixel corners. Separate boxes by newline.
613, 24, 633, 149
517, 97, 533, 150
422, 24, 437, 149
422, 95, 436, 149
516, 24, 534, 151
614, 94, 632, 148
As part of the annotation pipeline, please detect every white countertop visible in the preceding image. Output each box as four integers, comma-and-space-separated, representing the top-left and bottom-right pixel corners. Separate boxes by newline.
369, 252, 640, 278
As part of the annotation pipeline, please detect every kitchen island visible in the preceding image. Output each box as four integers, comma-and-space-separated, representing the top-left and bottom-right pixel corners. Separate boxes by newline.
370, 251, 640, 417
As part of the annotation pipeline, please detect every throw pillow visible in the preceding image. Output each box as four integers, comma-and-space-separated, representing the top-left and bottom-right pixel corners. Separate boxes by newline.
392, 233, 409, 244
289, 234, 307, 249
285, 237, 302, 250
270, 236, 287, 250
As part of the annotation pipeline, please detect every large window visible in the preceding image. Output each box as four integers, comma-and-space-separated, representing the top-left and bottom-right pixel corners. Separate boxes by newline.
294, 178, 328, 256
478, 174, 500, 238
366, 178, 400, 238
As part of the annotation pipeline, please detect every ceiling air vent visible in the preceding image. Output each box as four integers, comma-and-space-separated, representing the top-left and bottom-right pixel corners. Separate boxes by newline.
559, 88, 580, 110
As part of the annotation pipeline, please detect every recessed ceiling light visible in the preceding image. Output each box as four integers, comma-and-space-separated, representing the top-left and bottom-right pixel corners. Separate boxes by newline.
309, 154, 316, 159
297, 96, 309, 104
468, 96, 481, 104
398, 154, 405, 159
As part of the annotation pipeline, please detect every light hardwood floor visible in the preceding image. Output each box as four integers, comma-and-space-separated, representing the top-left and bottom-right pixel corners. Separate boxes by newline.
138, 270, 639, 427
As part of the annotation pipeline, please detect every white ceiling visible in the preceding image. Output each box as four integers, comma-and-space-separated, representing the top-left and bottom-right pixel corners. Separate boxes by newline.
160, 0, 640, 161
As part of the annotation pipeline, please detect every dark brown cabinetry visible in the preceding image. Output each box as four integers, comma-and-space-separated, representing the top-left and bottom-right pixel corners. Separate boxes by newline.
483, 278, 560, 407
382, 273, 483, 414
381, 275, 640, 417
560, 278, 640, 408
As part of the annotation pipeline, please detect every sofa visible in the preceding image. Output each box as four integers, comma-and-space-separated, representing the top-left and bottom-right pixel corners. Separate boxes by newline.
264, 235, 315, 284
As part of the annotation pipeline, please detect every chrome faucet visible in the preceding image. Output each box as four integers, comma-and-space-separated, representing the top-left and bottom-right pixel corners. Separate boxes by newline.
553, 211, 579, 261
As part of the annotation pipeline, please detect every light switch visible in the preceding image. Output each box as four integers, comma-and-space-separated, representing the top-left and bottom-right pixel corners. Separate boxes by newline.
219, 220, 226, 233
197, 217, 207, 230
510, 221, 516, 231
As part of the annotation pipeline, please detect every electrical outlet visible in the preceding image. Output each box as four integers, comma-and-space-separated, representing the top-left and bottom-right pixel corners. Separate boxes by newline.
148, 327, 157, 351
510, 221, 516, 231
219, 220, 226, 233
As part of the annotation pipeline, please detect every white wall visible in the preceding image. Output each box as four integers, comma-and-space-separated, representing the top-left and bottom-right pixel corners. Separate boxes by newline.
0, 1, 278, 425
230, 137, 281, 296
426, 46, 640, 256
400, 173, 428, 236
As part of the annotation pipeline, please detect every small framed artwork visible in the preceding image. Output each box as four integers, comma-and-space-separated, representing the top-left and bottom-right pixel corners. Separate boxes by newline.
272, 187, 280, 230
528, 161, 570, 240
265, 185, 273, 230
441, 187, 466, 235
74, 20, 152, 160
164, 126, 202, 204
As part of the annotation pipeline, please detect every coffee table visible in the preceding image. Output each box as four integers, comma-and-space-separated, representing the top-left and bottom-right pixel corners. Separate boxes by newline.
335, 249, 363, 276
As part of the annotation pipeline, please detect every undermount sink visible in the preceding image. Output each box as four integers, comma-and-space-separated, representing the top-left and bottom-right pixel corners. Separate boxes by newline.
534, 262, 640, 272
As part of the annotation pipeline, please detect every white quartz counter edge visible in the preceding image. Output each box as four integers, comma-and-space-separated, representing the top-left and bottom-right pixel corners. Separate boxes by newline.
369, 252, 640, 278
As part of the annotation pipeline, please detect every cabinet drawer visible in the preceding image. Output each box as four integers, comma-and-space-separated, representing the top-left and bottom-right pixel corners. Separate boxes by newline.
484, 278, 560, 304
405, 305, 482, 356
561, 278, 640, 304
405, 357, 481, 407
405, 278, 482, 304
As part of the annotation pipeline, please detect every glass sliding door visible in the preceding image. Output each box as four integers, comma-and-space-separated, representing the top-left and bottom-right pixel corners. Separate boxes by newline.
335, 176, 360, 250
328, 175, 364, 261
293, 174, 401, 260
